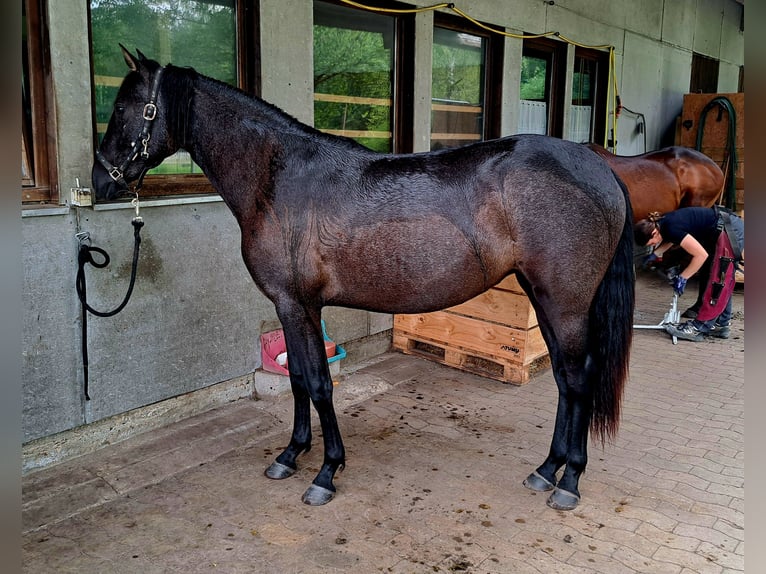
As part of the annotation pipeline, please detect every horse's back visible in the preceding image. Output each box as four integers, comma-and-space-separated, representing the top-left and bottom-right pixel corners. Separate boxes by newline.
308, 134, 628, 315
586, 144, 723, 219
506, 136, 626, 220
437, 134, 628, 260
480, 136, 628, 300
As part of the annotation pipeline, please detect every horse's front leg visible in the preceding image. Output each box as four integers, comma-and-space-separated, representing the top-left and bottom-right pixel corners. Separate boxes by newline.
264, 375, 312, 479
268, 305, 345, 505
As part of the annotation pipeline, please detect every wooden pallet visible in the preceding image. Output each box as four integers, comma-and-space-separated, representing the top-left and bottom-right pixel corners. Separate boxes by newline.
393, 274, 550, 385
393, 329, 550, 385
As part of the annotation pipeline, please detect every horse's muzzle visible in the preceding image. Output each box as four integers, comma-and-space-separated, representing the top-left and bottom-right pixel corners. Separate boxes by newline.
91, 160, 130, 200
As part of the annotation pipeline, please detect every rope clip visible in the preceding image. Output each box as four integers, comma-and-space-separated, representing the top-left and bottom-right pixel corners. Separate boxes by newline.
76, 230, 91, 247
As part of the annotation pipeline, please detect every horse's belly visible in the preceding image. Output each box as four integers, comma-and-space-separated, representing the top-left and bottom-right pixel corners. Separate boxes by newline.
327, 218, 496, 314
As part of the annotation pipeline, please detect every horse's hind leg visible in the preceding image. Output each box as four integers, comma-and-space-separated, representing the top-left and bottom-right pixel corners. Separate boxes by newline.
524, 348, 595, 510
266, 305, 346, 505
549, 355, 595, 510
522, 305, 594, 510
522, 325, 569, 492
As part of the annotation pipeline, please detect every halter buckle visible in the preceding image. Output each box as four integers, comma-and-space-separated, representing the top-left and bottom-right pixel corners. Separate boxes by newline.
143, 103, 158, 121
108, 166, 124, 182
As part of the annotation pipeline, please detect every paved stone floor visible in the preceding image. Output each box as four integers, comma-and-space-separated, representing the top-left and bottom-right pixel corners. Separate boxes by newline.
22, 271, 744, 573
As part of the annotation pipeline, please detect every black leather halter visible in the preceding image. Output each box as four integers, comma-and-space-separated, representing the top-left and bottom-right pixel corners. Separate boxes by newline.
96, 66, 165, 190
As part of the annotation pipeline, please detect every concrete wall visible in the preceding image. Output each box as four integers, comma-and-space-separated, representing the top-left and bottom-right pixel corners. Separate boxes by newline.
22, 0, 744, 465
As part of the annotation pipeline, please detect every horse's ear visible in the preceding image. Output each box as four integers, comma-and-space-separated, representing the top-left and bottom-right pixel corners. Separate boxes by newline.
119, 44, 140, 72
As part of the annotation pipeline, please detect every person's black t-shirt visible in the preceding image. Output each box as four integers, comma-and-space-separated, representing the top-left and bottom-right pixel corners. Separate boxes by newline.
659, 207, 718, 250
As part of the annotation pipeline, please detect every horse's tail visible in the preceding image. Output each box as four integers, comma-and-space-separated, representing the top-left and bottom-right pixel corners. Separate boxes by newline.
589, 174, 635, 444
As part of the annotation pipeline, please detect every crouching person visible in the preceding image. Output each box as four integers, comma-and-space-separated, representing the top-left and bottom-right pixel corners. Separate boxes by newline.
634, 206, 744, 342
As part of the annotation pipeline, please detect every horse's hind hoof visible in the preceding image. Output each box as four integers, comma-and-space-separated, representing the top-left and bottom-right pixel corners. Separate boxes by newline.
546, 487, 580, 510
302, 484, 335, 506
523, 470, 556, 492
264, 461, 296, 480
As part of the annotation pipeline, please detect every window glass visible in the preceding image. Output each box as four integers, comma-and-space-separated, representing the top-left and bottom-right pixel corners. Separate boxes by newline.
90, 0, 236, 176
568, 56, 595, 143
519, 54, 549, 135
430, 27, 486, 150
313, 1, 395, 153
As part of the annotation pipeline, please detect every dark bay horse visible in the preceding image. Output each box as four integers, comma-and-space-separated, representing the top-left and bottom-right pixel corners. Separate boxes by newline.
587, 144, 724, 222
92, 49, 635, 510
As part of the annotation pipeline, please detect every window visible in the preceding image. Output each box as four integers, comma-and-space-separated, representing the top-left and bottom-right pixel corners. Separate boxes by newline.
22, 0, 58, 204
738, 65, 744, 93
313, 1, 396, 153
567, 48, 608, 144
519, 37, 566, 137
430, 15, 502, 150
431, 26, 486, 149
313, 0, 415, 154
89, 0, 254, 198
690, 52, 719, 94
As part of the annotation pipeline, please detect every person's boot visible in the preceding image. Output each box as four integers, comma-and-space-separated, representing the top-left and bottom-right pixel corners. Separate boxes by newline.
707, 323, 730, 339
665, 321, 705, 342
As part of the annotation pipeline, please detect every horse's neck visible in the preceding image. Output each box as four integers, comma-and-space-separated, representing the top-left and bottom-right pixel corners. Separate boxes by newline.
184, 77, 302, 215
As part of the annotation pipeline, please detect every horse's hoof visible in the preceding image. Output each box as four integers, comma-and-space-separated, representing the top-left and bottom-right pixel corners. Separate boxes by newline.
546, 487, 580, 510
264, 461, 296, 480
523, 470, 556, 492
301, 484, 335, 506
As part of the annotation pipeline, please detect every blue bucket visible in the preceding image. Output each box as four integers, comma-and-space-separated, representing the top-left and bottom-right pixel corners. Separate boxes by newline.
322, 320, 346, 364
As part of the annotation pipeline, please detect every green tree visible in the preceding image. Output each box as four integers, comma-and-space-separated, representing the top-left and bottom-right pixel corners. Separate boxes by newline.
520, 56, 547, 100
313, 25, 393, 152
432, 41, 483, 104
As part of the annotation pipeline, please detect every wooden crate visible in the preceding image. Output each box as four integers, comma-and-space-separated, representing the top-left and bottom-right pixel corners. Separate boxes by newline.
393, 275, 550, 385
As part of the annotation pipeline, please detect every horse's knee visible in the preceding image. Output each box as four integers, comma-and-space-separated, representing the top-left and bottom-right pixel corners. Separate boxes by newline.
305, 373, 336, 404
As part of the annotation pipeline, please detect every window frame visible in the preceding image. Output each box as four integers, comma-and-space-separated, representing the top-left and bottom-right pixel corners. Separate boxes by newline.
571, 46, 609, 145
393, 10, 415, 154
22, 0, 58, 205
87, 0, 260, 200
521, 36, 567, 138
312, 0, 416, 155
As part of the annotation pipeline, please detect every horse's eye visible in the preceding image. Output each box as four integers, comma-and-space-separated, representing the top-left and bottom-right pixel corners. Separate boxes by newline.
115, 103, 126, 114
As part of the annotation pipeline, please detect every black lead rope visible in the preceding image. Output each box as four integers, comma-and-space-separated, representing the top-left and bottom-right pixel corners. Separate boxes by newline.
76, 217, 144, 400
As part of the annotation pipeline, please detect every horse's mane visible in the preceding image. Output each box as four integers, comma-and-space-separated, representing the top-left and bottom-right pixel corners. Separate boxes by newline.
162, 65, 197, 149
162, 63, 367, 153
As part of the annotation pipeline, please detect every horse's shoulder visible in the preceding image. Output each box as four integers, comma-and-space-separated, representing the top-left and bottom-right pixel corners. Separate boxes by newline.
653, 146, 718, 172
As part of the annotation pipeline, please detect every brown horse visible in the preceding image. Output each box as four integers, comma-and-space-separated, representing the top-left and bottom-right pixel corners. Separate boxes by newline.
587, 144, 724, 222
